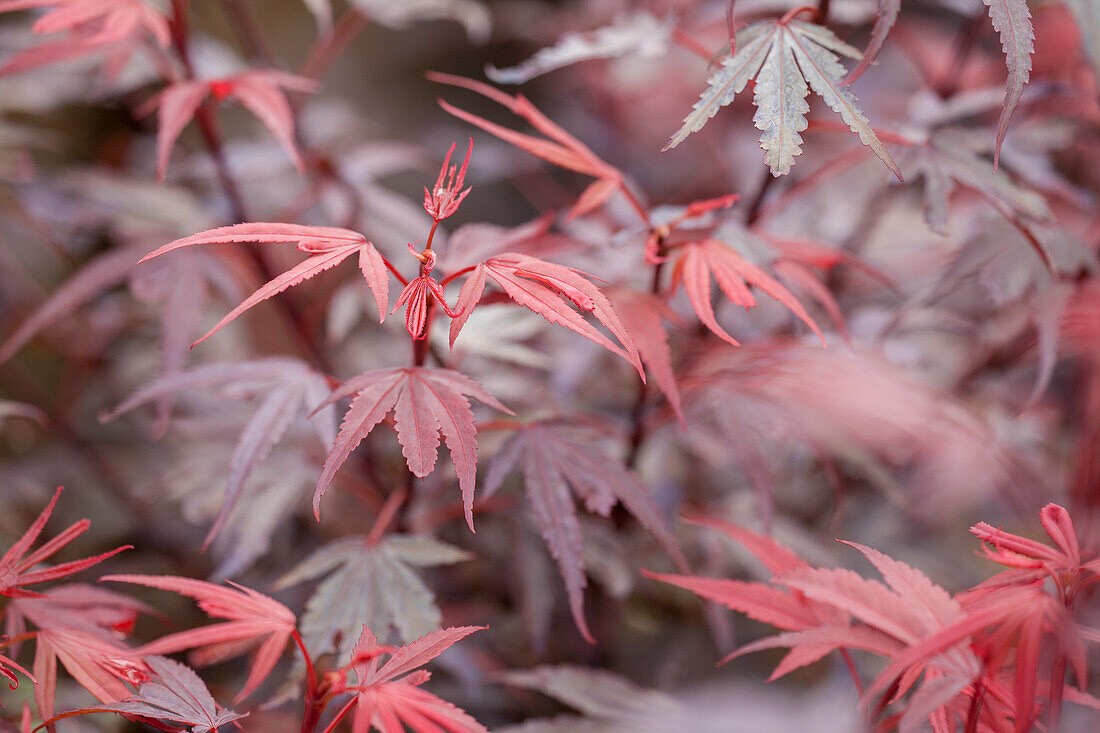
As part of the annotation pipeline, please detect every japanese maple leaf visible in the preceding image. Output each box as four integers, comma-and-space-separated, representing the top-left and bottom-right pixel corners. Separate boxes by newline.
275, 534, 471, 669
0, 246, 240, 435
970, 503, 1098, 584
448, 253, 643, 377
7, 584, 155, 642
313, 367, 512, 531
645, 517, 846, 664
484, 421, 688, 642
665, 15, 900, 179
982, 0, 1035, 166
137, 70, 317, 180
32, 627, 151, 723
431, 72, 624, 220
0, 486, 129, 599
0, 0, 170, 77
649, 519, 985, 731
0, 649, 32, 692
606, 287, 684, 424
669, 238, 825, 348
102, 358, 337, 548
100, 575, 296, 702
321, 625, 488, 733
44, 656, 246, 733
138, 223, 389, 347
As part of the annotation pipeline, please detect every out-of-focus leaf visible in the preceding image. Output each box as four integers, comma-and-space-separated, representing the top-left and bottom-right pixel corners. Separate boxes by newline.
484, 421, 687, 642
605, 288, 684, 424
139, 71, 317, 180
499, 666, 683, 733
486, 11, 672, 84
350, 0, 491, 43
1066, 0, 1100, 83
841, 0, 901, 85
276, 534, 470, 670
104, 358, 336, 547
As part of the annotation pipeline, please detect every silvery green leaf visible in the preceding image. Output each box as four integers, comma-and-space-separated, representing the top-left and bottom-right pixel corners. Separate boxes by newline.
349, 0, 490, 43
486, 12, 672, 84
1066, 0, 1100, 83
277, 533, 470, 674
666, 21, 899, 179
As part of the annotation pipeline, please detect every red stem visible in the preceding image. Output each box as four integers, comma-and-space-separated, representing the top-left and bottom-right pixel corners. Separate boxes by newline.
839, 648, 864, 696
365, 487, 409, 546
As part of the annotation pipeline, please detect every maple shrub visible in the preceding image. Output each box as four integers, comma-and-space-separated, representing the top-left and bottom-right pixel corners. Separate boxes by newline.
1, 0, 1099, 731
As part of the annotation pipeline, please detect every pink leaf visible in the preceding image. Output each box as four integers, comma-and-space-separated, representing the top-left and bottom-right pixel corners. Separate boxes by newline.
314, 368, 511, 531
99, 574, 295, 702
451, 254, 643, 378
139, 223, 389, 345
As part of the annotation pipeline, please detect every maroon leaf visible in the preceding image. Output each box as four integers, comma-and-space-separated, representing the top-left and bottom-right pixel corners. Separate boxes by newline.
484, 421, 687, 642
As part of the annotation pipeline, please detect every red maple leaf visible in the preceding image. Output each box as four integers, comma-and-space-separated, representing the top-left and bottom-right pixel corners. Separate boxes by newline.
136, 70, 317, 180
448, 253, 644, 378
0, 487, 129, 599
138, 223, 390, 347
430, 72, 623, 221
320, 625, 488, 733
99, 575, 296, 702
313, 367, 513, 531
670, 239, 826, 348
0, 0, 170, 77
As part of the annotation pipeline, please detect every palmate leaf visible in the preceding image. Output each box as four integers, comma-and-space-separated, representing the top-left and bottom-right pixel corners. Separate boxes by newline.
648, 526, 988, 731
138, 71, 317, 180
47, 656, 246, 733
0, 0, 171, 77
139, 223, 390, 346
322, 625, 488, 733
483, 421, 687, 643
32, 627, 150, 723
103, 358, 336, 548
665, 19, 900, 179
313, 367, 512, 531
432, 73, 624, 220
276, 535, 471, 671
100, 575, 296, 702
448, 253, 644, 378
670, 237, 826, 348
0, 487, 129, 599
